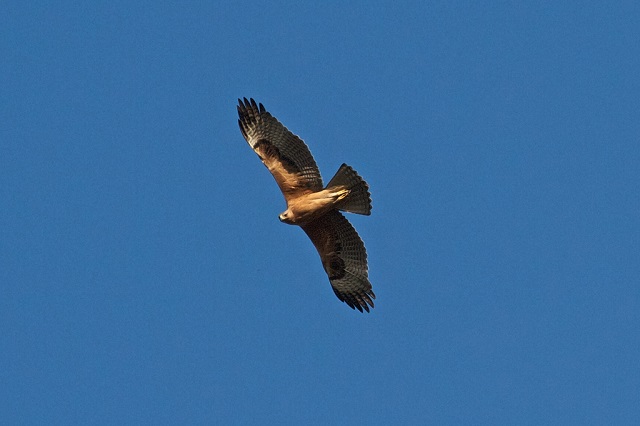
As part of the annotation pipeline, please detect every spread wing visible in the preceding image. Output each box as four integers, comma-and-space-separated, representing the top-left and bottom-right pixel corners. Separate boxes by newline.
302, 211, 375, 312
237, 98, 323, 199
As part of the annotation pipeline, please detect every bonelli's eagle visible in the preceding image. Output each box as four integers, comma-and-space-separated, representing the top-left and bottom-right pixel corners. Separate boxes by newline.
237, 98, 375, 312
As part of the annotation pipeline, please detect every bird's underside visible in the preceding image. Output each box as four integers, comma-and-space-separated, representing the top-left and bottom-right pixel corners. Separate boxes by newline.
237, 98, 375, 312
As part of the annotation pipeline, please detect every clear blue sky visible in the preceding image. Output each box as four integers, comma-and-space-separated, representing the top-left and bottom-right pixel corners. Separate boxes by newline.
2, 1, 639, 424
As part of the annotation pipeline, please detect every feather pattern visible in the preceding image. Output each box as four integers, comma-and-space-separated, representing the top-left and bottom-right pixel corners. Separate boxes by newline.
302, 211, 375, 312
238, 98, 323, 198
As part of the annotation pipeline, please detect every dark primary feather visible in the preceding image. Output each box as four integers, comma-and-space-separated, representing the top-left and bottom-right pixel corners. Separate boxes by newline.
302, 211, 375, 312
237, 98, 323, 192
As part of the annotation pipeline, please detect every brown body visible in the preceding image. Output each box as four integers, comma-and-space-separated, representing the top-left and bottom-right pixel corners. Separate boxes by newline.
279, 187, 349, 225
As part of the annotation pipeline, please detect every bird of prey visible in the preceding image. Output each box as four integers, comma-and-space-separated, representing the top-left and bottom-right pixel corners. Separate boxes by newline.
237, 98, 375, 312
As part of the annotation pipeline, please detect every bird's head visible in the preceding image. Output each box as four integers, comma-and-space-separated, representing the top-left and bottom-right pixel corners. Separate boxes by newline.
279, 211, 294, 224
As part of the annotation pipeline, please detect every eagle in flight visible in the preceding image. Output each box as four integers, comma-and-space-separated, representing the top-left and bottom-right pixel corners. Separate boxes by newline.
237, 98, 375, 312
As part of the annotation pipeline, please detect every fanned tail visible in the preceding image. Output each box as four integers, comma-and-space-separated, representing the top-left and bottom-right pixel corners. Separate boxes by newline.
326, 164, 372, 215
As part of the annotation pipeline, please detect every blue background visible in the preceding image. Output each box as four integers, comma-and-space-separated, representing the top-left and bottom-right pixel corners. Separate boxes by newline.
2, 1, 639, 424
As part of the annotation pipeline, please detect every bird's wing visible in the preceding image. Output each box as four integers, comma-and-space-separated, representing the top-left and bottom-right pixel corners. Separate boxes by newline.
302, 210, 375, 312
238, 98, 323, 199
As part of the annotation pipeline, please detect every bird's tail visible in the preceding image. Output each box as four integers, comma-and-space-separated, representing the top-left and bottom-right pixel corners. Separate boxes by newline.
326, 164, 372, 215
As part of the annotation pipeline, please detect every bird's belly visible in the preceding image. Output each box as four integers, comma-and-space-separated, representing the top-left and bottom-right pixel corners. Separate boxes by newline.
288, 191, 342, 225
